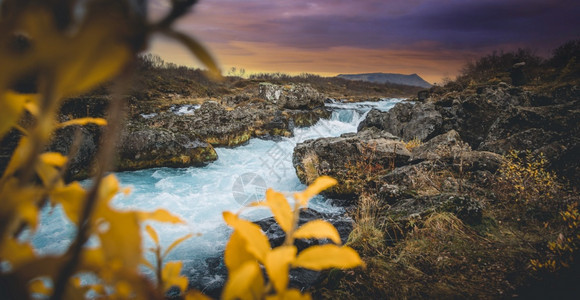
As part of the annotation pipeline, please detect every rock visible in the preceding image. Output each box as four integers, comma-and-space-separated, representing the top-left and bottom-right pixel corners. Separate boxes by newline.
293, 127, 411, 200
48, 125, 99, 180
258, 83, 325, 110
358, 102, 443, 141
255, 208, 353, 250
418, 90, 430, 101
439, 195, 483, 225
410, 130, 471, 163
385, 193, 482, 225
117, 127, 217, 171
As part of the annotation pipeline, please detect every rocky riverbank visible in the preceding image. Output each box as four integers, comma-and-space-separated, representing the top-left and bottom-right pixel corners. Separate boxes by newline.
292, 81, 580, 298
0, 82, 335, 180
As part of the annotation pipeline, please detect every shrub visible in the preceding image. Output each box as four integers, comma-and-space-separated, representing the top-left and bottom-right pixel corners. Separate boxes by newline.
495, 150, 562, 213
530, 203, 580, 272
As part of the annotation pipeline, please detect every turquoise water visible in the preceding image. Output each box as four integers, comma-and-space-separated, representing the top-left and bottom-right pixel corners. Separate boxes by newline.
30, 98, 403, 285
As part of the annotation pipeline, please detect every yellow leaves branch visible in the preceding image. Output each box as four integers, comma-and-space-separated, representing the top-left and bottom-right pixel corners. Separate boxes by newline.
223, 176, 363, 299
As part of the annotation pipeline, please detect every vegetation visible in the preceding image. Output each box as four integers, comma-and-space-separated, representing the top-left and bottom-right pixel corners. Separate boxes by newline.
434, 39, 580, 92
222, 176, 363, 299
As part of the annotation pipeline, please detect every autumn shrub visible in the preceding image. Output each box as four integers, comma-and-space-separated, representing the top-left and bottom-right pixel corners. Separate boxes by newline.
530, 203, 580, 272
495, 150, 563, 214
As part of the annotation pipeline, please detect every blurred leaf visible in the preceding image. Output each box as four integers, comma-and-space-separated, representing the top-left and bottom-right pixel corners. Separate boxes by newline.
39, 152, 68, 167
162, 261, 187, 292
58, 117, 107, 128
264, 246, 296, 294
50, 182, 86, 225
0, 91, 28, 140
139, 209, 185, 224
0, 238, 35, 270
162, 233, 193, 258
141, 257, 155, 271
223, 260, 264, 300
294, 176, 337, 207
293, 244, 363, 271
223, 211, 270, 262
294, 220, 341, 244
224, 231, 255, 271
145, 224, 159, 245
29, 279, 52, 296
257, 189, 293, 233
164, 29, 222, 80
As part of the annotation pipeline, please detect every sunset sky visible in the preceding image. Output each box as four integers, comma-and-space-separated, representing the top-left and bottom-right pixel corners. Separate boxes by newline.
149, 0, 580, 84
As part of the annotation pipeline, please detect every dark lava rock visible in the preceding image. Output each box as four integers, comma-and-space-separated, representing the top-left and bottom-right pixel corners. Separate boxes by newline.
258, 83, 325, 110
358, 102, 443, 141
117, 127, 217, 171
293, 127, 411, 200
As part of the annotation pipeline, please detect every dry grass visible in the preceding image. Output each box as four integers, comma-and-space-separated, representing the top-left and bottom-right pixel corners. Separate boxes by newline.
347, 194, 386, 256
405, 137, 422, 151
302, 152, 320, 184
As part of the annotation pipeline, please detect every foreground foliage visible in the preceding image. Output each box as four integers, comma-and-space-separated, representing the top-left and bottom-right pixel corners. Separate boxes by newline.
0, 0, 219, 299
222, 176, 363, 300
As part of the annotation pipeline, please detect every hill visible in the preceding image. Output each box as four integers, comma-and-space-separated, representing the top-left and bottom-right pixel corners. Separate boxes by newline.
337, 72, 432, 88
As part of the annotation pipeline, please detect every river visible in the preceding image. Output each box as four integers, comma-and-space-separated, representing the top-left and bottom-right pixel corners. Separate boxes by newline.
31, 98, 403, 290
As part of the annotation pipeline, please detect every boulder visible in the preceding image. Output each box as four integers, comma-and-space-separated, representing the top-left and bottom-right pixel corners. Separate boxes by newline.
258, 83, 325, 110
358, 102, 443, 141
293, 127, 411, 200
386, 193, 482, 225
117, 127, 217, 171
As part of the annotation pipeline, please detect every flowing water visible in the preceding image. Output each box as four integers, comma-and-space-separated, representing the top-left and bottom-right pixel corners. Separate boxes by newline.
30, 98, 404, 288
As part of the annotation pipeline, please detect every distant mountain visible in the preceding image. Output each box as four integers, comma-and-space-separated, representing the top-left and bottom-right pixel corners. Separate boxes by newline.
337, 72, 432, 88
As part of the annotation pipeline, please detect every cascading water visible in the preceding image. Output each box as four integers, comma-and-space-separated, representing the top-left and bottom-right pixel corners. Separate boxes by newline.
30, 98, 404, 289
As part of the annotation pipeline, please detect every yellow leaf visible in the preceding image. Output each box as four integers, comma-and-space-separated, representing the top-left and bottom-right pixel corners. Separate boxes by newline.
163, 233, 193, 258
293, 244, 364, 271
29, 279, 52, 295
294, 220, 341, 244
294, 176, 337, 207
162, 261, 188, 292
40, 152, 68, 167
145, 225, 159, 245
224, 231, 256, 271
0, 91, 28, 140
185, 290, 212, 300
0, 178, 43, 234
139, 209, 185, 224
263, 189, 293, 233
58, 117, 107, 128
141, 257, 155, 271
223, 260, 264, 300
164, 29, 222, 80
264, 246, 297, 293
81, 248, 106, 271
223, 211, 271, 262
0, 238, 35, 269
35, 159, 62, 188
50, 182, 86, 225
2, 137, 32, 178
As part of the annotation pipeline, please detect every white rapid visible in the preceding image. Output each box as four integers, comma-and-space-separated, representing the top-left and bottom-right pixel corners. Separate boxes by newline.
30, 98, 404, 288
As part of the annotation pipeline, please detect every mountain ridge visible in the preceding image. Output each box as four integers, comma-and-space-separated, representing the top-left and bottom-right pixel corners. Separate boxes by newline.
337, 72, 432, 88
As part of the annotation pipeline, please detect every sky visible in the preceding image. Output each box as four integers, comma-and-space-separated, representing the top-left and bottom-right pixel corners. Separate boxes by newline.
148, 0, 580, 84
